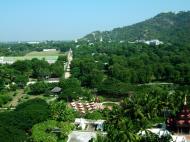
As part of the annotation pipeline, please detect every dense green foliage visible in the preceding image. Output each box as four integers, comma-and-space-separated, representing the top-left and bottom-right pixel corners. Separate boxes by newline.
0, 56, 65, 91
50, 101, 78, 122
29, 81, 49, 95
85, 110, 104, 120
0, 92, 12, 107
100, 85, 186, 142
59, 78, 92, 101
0, 99, 50, 142
32, 120, 74, 142
71, 41, 190, 100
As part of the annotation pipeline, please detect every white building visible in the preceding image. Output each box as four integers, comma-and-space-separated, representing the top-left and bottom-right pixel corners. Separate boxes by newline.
75, 39, 78, 43
145, 39, 163, 46
100, 36, 103, 42
43, 49, 57, 52
135, 39, 163, 45
0, 57, 4, 64
75, 118, 105, 131
27, 41, 40, 44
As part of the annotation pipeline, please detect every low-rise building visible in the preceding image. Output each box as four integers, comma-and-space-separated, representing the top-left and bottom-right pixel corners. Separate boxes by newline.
67, 118, 106, 142
74, 118, 105, 131
135, 39, 163, 45
51, 87, 62, 94
43, 49, 57, 52
0, 57, 4, 64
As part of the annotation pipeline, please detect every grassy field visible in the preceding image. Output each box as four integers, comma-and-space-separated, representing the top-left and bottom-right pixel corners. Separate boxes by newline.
3, 51, 65, 63
26, 51, 62, 56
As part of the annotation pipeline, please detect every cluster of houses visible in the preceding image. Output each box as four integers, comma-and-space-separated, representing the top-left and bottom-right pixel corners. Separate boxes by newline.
70, 102, 103, 114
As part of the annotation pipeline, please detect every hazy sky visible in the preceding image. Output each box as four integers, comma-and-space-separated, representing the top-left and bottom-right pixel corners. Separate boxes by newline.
0, 0, 190, 41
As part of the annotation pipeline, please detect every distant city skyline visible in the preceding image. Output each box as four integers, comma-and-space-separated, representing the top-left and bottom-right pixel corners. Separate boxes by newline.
0, 0, 190, 41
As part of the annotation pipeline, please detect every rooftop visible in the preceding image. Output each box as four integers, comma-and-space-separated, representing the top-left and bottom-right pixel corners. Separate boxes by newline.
51, 87, 62, 93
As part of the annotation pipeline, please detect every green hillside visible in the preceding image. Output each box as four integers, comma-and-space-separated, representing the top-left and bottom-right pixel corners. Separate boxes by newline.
82, 11, 190, 45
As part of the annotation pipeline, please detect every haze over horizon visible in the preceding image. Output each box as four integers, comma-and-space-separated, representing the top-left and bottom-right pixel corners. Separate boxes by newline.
0, 0, 190, 41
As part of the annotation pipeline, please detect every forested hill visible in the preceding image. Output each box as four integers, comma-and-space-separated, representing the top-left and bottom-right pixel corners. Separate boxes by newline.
82, 11, 190, 44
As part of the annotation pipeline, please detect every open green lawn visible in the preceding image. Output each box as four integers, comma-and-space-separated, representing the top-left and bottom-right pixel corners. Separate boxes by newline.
26, 51, 63, 56
3, 51, 65, 63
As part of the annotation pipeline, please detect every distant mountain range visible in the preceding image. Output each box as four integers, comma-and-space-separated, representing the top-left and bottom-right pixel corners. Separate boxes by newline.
81, 11, 190, 44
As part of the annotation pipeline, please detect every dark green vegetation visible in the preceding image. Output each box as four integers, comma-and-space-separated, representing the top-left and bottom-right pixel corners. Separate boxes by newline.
70, 27, 190, 141
0, 92, 12, 106
0, 99, 78, 142
83, 11, 190, 45
0, 11, 190, 142
0, 99, 49, 142
32, 120, 74, 142
0, 56, 66, 91
50, 100, 78, 122
72, 42, 190, 97
59, 78, 93, 101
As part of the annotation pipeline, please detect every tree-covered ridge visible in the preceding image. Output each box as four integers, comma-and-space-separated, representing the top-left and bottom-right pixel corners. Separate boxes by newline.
82, 11, 190, 44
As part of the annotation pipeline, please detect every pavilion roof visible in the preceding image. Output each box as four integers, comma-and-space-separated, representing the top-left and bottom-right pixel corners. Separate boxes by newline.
51, 87, 62, 93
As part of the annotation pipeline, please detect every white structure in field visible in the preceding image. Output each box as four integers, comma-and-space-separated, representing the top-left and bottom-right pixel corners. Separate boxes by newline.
27, 41, 40, 44
43, 49, 57, 52
145, 39, 163, 45
0, 57, 13, 64
100, 36, 103, 42
75, 39, 78, 43
135, 39, 163, 45
0, 57, 4, 64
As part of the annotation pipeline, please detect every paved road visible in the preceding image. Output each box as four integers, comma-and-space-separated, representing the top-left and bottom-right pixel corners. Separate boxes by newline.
101, 101, 120, 105
138, 82, 173, 86
64, 48, 73, 79
8, 89, 25, 107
